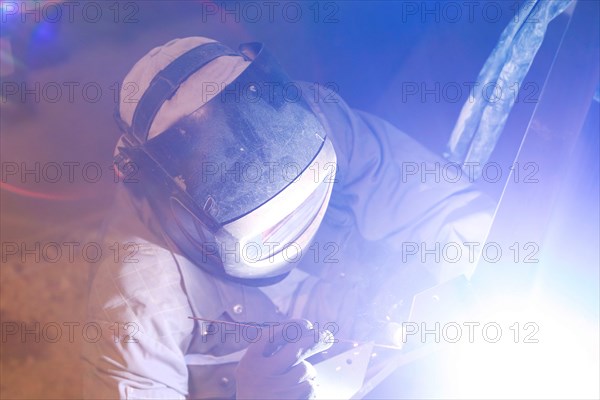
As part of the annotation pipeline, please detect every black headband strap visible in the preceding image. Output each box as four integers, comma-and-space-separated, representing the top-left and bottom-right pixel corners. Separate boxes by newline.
131, 42, 239, 141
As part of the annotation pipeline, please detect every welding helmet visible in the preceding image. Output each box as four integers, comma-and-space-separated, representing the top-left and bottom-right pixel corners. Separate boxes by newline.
113, 37, 336, 285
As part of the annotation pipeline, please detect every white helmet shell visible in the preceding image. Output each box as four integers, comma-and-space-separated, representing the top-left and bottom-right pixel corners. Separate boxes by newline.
119, 36, 250, 139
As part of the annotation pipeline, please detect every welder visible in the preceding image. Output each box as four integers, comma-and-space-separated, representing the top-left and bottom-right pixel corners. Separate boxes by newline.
82, 36, 493, 399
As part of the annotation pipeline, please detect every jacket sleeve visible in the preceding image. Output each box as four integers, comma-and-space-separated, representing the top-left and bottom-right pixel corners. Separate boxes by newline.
308, 83, 495, 288
82, 191, 195, 399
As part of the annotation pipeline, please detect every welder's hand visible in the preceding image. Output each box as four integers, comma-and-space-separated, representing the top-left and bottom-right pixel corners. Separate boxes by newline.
235, 319, 334, 399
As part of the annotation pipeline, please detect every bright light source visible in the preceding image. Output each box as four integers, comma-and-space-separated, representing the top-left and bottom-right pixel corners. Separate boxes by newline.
448, 293, 599, 399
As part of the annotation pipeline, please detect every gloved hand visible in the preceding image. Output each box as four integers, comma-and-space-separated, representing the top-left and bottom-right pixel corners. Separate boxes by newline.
235, 319, 334, 399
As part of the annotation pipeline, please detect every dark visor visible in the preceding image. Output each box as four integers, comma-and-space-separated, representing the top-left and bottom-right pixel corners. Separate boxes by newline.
143, 43, 327, 225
